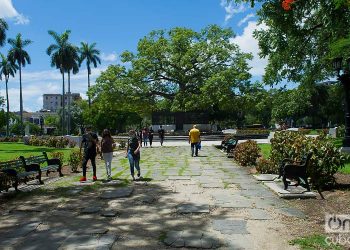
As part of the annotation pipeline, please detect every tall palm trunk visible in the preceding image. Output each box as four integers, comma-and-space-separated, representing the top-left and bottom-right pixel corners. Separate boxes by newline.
67, 70, 71, 135
88, 70, 91, 107
19, 63, 23, 136
61, 67, 65, 135
5, 75, 10, 137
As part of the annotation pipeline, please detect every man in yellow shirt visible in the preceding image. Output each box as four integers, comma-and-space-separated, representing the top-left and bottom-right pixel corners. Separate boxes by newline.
188, 125, 201, 157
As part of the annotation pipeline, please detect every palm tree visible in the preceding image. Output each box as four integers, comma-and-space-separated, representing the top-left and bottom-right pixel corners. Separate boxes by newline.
8, 33, 32, 136
0, 53, 18, 136
79, 42, 101, 107
0, 18, 8, 47
65, 44, 79, 134
47, 30, 73, 135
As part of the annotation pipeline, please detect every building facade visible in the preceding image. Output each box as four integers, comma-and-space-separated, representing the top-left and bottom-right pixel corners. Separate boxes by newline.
43, 93, 81, 112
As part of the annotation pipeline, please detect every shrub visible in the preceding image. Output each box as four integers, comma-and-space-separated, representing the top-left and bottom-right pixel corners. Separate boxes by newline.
55, 137, 69, 148
49, 151, 64, 165
270, 131, 348, 190
45, 137, 59, 148
68, 150, 82, 172
235, 129, 270, 135
117, 140, 127, 149
68, 140, 77, 148
233, 140, 261, 166
256, 158, 278, 174
336, 125, 345, 138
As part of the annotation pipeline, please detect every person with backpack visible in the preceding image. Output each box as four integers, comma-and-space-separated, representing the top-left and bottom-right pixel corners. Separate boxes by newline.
126, 129, 141, 181
79, 126, 99, 182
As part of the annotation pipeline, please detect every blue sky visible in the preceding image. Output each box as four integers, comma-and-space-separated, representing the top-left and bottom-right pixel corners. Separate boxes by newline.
0, 0, 266, 112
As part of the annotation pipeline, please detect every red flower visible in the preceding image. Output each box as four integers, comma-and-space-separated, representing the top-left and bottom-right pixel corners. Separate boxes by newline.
282, 0, 295, 10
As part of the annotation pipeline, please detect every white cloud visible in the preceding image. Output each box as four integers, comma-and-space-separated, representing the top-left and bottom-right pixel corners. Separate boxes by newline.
0, 0, 30, 25
1, 65, 108, 112
101, 52, 117, 62
238, 13, 255, 27
230, 21, 268, 76
220, 0, 246, 23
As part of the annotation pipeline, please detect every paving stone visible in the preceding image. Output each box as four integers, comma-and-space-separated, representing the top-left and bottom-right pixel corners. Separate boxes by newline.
59, 233, 116, 249
167, 176, 191, 180
278, 207, 307, 219
73, 180, 95, 186
12, 204, 45, 212
77, 228, 109, 235
2, 222, 41, 239
177, 204, 210, 213
212, 219, 249, 234
202, 182, 225, 188
81, 206, 102, 214
253, 174, 279, 181
101, 210, 118, 217
163, 230, 220, 249
246, 208, 273, 220
101, 180, 123, 185
100, 187, 134, 199
66, 188, 83, 195
15, 228, 72, 250
263, 182, 316, 199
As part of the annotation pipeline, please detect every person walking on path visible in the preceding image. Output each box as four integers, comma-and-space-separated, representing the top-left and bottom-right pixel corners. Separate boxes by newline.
138, 128, 143, 147
79, 126, 99, 182
149, 127, 154, 147
126, 129, 141, 181
189, 125, 201, 157
158, 125, 165, 146
142, 127, 149, 147
100, 129, 115, 181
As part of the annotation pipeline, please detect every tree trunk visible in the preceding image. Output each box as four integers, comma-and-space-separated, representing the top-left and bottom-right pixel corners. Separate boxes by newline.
19, 63, 23, 136
5, 76, 10, 137
68, 70, 71, 135
88, 70, 91, 107
61, 69, 65, 135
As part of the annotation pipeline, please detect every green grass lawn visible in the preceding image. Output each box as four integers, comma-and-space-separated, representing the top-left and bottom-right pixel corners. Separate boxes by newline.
258, 144, 271, 159
0, 142, 74, 163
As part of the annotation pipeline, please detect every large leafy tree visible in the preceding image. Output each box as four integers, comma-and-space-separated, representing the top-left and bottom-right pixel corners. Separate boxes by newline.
116, 25, 252, 112
229, 0, 350, 85
0, 18, 8, 47
0, 53, 18, 136
47, 30, 75, 135
8, 33, 32, 136
79, 42, 101, 107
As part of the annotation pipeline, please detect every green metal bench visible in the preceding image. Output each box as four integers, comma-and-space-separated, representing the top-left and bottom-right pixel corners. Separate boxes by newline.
20, 152, 63, 178
0, 158, 41, 192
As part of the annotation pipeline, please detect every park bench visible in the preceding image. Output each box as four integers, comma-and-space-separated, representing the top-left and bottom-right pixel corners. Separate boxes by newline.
0, 158, 42, 192
20, 152, 63, 178
221, 138, 237, 158
277, 152, 312, 192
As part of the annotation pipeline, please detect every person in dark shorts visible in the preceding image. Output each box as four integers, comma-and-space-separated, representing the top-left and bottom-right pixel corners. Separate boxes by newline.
79, 126, 99, 182
126, 129, 141, 181
158, 125, 165, 146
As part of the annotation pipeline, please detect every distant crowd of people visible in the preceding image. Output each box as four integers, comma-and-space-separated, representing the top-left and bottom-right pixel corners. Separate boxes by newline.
78, 124, 183, 182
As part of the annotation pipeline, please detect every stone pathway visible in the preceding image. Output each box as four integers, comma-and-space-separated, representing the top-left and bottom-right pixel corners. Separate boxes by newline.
0, 146, 302, 249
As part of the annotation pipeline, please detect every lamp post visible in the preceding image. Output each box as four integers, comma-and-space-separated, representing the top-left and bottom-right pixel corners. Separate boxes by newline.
333, 57, 350, 147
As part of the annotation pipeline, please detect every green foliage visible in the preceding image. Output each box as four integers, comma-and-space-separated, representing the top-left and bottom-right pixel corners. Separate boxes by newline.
49, 151, 64, 165
336, 125, 345, 138
92, 25, 252, 117
235, 129, 270, 135
270, 131, 348, 189
256, 158, 278, 174
290, 234, 342, 250
0, 137, 20, 142
68, 149, 81, 172
233, 140, 261, 166
253, 0, 350, 85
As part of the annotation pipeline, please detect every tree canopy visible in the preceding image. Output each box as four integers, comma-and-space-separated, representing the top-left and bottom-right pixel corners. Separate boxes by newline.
92, 25, 252, 115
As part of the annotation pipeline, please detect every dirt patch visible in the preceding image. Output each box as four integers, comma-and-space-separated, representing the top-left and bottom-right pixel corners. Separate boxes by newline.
283, 173, 350, 239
